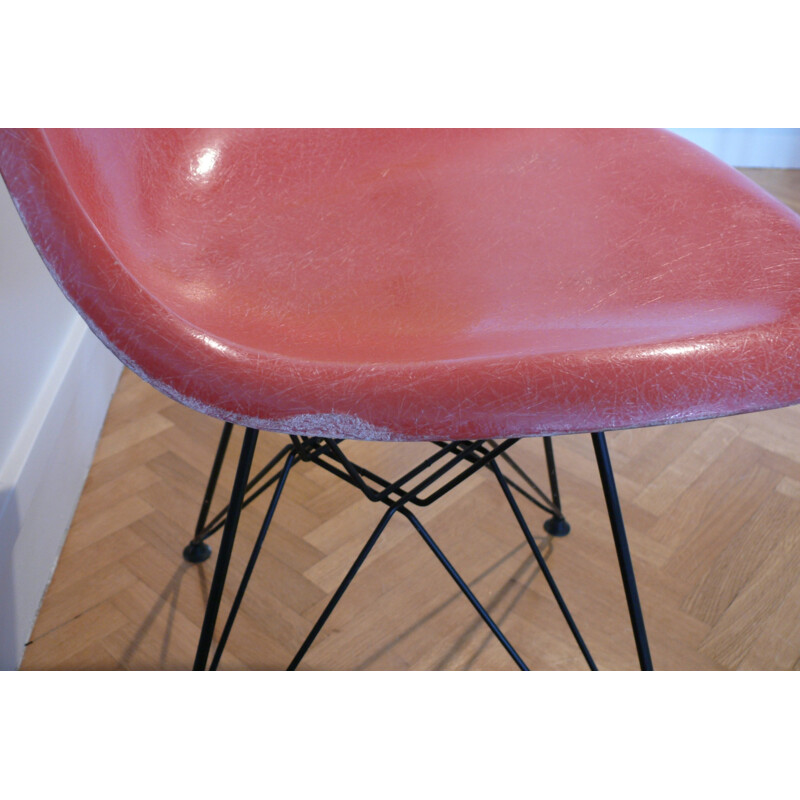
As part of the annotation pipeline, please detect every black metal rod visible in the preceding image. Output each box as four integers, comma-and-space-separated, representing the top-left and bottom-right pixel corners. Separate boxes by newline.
200, 443, 294, 540
209, 450, 297, 670
503, 477, 558, 516
444, 441, 558, 516
416, 439, 518, 506
193, 427, 259, 671
591, 432, 653, 671
543, 437, 564, 516
191, 422, 233, 543
324, 439, 466, 504
298, 439, 515, 509
490, 462, 597, 670
400, 508, 529, 671
287, 506, 399, 670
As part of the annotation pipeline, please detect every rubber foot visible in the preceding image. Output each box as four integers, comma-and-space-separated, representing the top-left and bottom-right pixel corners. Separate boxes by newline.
543, 516, 571, 537
183, 541, 212, 563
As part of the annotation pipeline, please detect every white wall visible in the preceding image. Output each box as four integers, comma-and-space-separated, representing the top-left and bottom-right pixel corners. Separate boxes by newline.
668, 128, 800, 168
0, 177, 123, 670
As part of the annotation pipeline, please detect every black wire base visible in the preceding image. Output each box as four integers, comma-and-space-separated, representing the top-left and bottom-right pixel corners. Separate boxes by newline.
187, 425, 652, 671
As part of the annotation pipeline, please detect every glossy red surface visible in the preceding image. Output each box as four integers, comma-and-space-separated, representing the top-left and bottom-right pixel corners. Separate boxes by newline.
2, 129, 800, 440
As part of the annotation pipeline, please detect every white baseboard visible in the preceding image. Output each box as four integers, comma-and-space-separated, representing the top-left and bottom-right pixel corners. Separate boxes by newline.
0, 319, 123, 669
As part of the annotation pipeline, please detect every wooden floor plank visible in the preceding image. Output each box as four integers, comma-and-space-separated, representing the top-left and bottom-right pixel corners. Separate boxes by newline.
22, 602, 130, 670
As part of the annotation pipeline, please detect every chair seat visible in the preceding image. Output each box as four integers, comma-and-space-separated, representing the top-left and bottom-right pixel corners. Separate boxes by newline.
3, 128, 800, 440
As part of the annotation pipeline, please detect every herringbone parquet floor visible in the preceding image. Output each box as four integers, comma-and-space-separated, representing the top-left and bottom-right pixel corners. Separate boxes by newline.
20, 168, 800, 671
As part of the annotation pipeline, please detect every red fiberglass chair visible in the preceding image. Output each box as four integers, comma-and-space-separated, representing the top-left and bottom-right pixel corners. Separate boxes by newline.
3, 129, 800, 670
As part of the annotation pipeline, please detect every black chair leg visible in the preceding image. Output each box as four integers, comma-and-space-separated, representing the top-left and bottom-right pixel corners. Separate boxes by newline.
193, 427, 259, 671
542, 436, 571, 537
183, 421, 234, 563
591, 431, 653, 671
